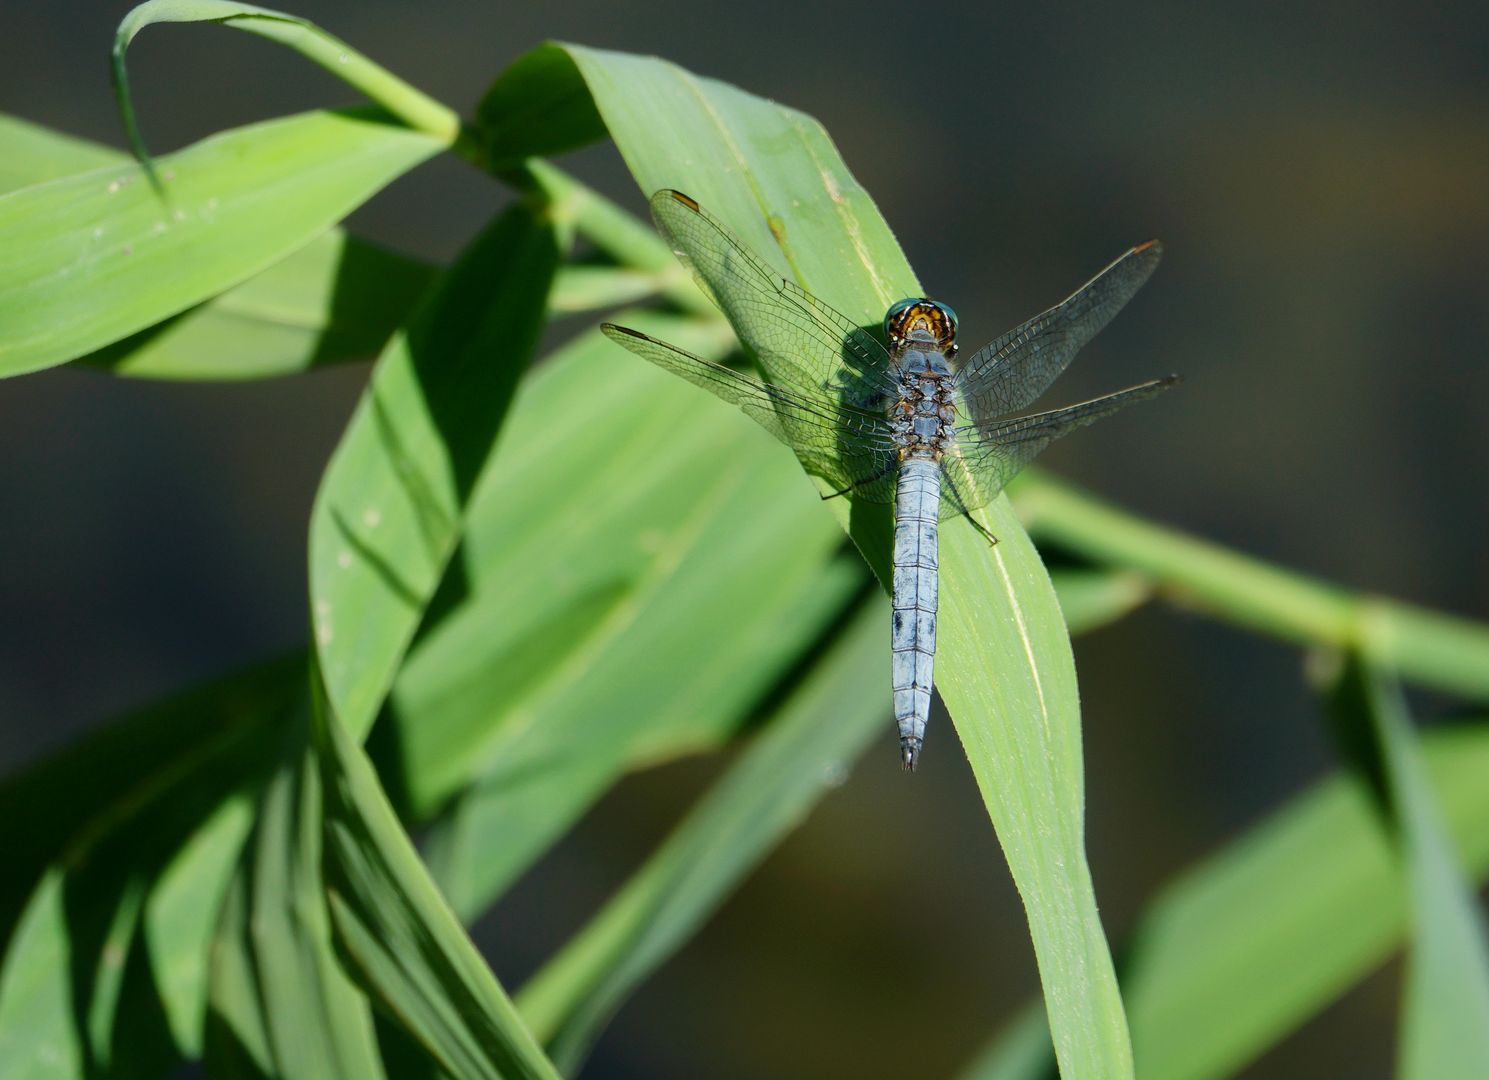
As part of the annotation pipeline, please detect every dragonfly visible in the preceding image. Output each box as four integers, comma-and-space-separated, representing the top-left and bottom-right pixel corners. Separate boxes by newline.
603, 190, 1177, 770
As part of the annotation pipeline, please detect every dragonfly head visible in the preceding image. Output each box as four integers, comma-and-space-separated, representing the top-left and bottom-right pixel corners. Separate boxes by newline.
885, 298, 958, 355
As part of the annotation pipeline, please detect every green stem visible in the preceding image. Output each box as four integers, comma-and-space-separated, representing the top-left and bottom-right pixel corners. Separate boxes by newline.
224, 16, 460, 140
113, 2, 461, 180
481, 158, 711, 317
1014, 469, 1489, 700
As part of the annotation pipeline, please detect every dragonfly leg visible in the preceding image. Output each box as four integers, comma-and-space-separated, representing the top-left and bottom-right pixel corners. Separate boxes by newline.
940, 469, 1000, 547
821, 460, 897, 501
963, 513, 998, 546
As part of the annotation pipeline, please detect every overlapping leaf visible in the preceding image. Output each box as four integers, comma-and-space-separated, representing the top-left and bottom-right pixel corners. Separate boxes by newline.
205, 727, 388, 1080
0, 659, 300, 1077
308, 201, 560, 741
316, 673, 562, 1080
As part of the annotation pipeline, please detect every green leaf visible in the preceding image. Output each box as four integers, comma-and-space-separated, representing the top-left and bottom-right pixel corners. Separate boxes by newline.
957, 722, 1489, 1080
516, 597, 886, 1072
0, 111, 442, 381
0, 114, 121, 194
0, 657, 299, 1077
0, 655, 295, 949
0, 108, 442, 377
84, 252, 664, 380
316, 671, 562, 1080
309, 201, 561, 742
205, 724, 387, 1080
86, 230, 438, 379
474, 43, 1133, 1077
1320, 653, 1489, 1078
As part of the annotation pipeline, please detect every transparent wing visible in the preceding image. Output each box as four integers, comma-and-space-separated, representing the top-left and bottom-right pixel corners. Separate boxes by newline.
602, 324, 900, 503
942, 376, 1180, 515
650, 190, 899, 411
955, 241, 1162, 426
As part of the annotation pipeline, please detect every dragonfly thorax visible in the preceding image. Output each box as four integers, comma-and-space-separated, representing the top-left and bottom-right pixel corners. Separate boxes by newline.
896, 342, 954, 378
890, 368, 958, 460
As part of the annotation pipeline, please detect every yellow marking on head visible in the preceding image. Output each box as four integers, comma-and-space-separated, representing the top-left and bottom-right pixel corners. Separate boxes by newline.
886, 300, 957, 349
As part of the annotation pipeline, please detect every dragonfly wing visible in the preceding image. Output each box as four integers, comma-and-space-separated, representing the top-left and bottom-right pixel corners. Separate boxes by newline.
602, 324, 899, 503
944, 376, 1180, 515
955, 241, 1162, 426
650, 190, 899, 411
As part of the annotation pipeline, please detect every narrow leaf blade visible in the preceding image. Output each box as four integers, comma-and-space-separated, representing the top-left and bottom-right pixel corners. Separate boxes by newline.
0, 109, 441, 377
316, 673, 562, 1080
309, 201, 561, 741
205, 725, 387, 1080
1322, 653, 1489, 1079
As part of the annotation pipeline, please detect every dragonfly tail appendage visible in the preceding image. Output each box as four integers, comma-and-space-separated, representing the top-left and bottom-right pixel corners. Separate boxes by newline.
891, 458, 941, 771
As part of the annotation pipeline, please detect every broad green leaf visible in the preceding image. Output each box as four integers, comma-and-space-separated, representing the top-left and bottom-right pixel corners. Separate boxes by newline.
516, 598, 886, 1072
86, 230, 437, 379
0, 116, 670, 381
309, 201, 560, 741
316, 670, 561, 1080
0, 108, 442, 377
205, 725, 387, 1080
84, 252, 672, 380
0, 659, 298, 1077
0, 111, 441, 380
1321, 654, 1489, 1078
81, 250, 665, 380
474, 43, 1133, 1077
0, 114, 120, 194
958, 722, 1489, 1080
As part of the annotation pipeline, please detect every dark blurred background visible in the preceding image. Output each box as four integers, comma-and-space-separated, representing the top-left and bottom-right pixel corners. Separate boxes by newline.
3, 2, 1488, 1077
